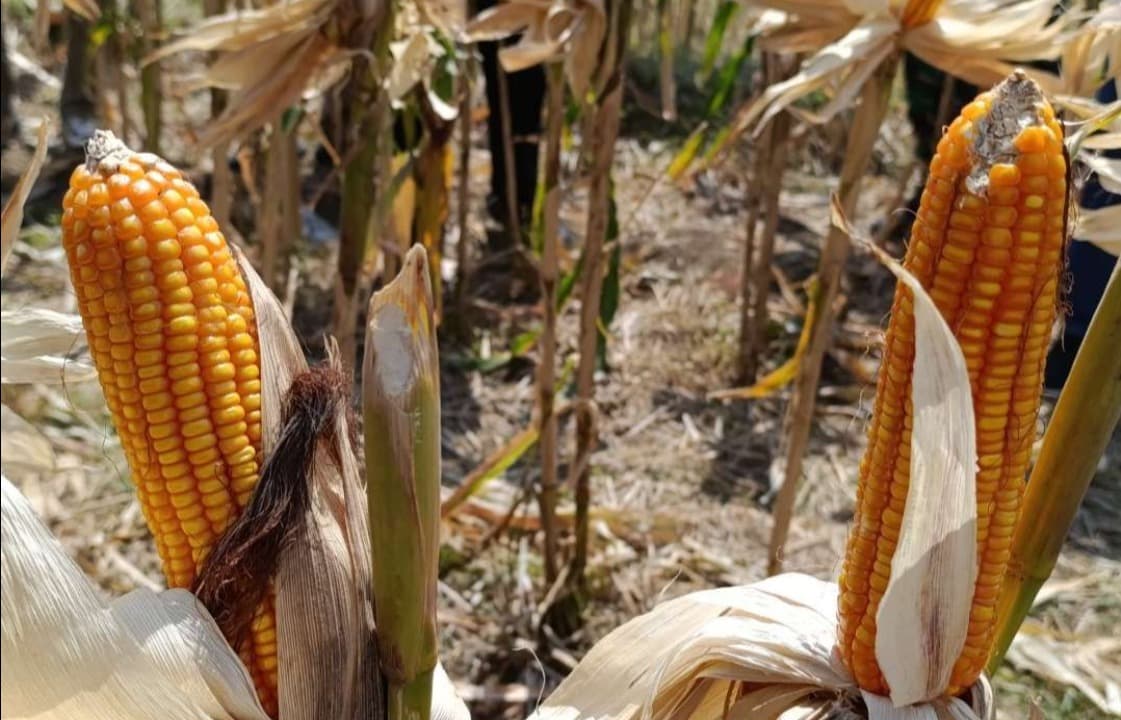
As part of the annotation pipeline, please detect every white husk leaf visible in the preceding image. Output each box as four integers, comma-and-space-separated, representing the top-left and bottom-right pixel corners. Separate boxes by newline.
0, 309, 87, 358
433, 663, 472, 720
388, 31, 436, 104
1, 121, 50, 276
872, 257, 977, 704
1083, 154, 1121, 195
0, 475, 269, 720
830, 197, 978, 707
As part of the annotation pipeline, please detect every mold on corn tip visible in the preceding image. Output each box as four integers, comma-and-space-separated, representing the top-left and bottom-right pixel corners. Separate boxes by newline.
965, 71, 1058, 196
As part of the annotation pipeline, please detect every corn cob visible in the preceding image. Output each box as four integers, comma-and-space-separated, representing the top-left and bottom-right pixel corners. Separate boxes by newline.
837, 72, 1067, 695
61, 131, 278, 715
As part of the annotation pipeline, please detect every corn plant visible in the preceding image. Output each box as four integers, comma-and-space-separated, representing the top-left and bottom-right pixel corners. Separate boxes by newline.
465, 0, 607, 583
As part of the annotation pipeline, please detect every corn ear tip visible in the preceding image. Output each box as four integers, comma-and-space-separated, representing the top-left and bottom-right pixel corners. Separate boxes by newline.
83, 129, 133, 174
967, 70, 1049, 195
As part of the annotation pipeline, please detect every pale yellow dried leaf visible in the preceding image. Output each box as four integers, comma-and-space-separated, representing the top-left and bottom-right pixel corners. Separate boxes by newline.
0, 404, 55, 473
528, 573, 851, 720
1077, 206, 1121, 256
146, 0, 330, 62
388, 32, 435, 104
1, 121, 49, 277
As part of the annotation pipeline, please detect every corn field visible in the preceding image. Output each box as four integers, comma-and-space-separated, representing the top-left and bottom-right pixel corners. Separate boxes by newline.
1, 1, 1119, 719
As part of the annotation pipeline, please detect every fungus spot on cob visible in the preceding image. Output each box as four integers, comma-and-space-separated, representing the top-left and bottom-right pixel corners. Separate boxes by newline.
61, 130, 278, 715
837, 71, 1070, 697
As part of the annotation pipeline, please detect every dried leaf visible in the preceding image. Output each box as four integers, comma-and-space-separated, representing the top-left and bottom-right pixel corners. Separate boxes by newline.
1, 475, 269, 720
0, 308, 97, 384
1082, 153, 1121, 195
146, 0, 330, 62
1008, 631, 1121, 716
0, 404, 55, 473
462, 1, 551, 43
417, 0, 468, 35
1077, 205, 1121, 255
566, 0, 606, 100
388, 32, 435, 104
1, 309, 88, 361
725, 18, 897, 144
1, 121, 49, 277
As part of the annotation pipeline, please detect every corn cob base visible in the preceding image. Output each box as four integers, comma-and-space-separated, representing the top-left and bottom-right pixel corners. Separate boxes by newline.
62, 131, 278, 716
837, 72, 1067, 696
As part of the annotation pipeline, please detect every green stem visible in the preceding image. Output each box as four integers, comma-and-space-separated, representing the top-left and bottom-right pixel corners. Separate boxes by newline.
988, 263, 1121, 670
333, 5, 395, 368
363, 247, 441, 720
388, 669, 435, 720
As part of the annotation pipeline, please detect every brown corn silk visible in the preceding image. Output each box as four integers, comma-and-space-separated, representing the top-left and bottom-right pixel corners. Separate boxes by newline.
61, 131, 278, 715
837, 73, 1068, 695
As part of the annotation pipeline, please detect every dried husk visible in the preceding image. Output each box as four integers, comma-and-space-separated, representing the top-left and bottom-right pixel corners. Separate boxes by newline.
831, 201, 978, 707
0, 475, 271, 720
1, 121, 49, 276
235, 249, 382, 719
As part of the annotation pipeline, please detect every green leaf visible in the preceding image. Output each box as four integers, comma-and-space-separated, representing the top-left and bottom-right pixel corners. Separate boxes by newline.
696, 1, 739, 87
280, 106, 304, 133
706, 33, 755, 117
667, 124, 707, 181
597, 188, 621, 371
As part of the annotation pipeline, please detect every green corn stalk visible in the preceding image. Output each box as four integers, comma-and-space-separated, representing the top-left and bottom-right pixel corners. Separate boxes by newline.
363, 245, 442, 720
